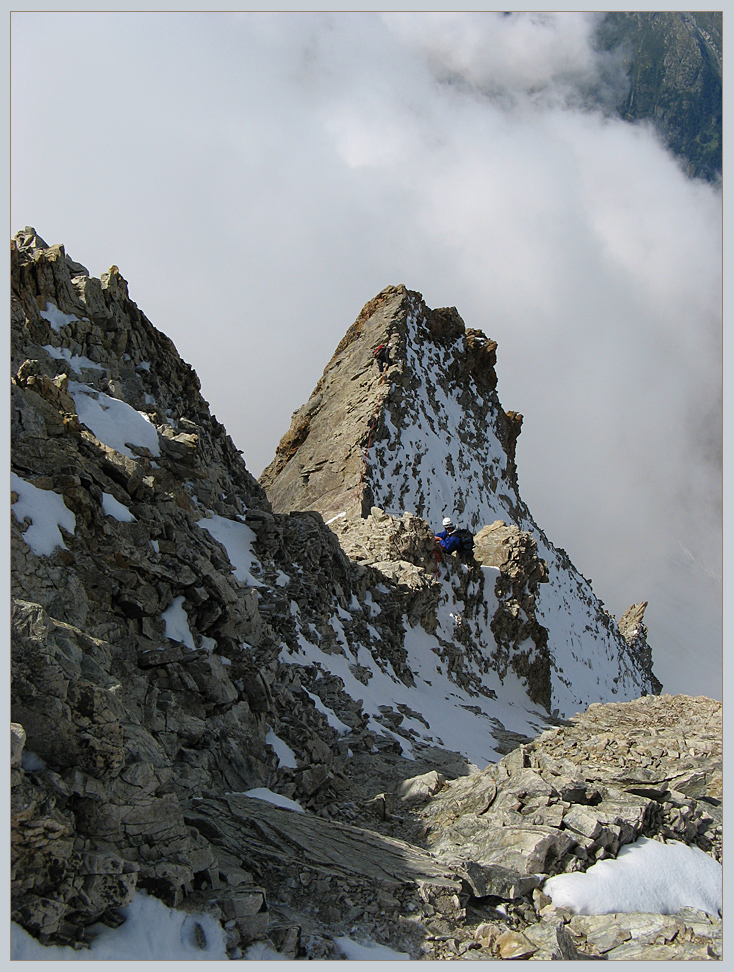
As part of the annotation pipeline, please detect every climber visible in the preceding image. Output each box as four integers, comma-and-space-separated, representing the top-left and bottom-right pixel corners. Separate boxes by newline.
436, 516, 475, 557
435, 516, 461, 554
373, 343, 390, 373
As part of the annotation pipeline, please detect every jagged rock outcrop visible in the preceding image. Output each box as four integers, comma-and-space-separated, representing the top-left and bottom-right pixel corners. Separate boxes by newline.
260, 286, 406, 520
411, 693, 722, 960
260, 283, 661, 715
10, 229, 393, 944
14, 687, 719, 959
10, 231, 716, 960
260, 285, 520, 521
472, 522, 552, 710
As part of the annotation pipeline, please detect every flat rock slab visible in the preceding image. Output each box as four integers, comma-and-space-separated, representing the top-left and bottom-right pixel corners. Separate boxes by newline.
184, 793, 462, 891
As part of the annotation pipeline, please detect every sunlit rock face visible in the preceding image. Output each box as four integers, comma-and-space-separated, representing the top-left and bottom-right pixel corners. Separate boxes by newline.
13, 230, 710, 963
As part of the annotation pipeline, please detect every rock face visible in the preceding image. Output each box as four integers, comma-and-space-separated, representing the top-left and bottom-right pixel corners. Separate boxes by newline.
261, 284, 661, 716
10, 231, 719, 960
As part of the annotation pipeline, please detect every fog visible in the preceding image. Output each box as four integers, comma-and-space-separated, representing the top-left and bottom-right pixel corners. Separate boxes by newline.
11, 11, 722, 697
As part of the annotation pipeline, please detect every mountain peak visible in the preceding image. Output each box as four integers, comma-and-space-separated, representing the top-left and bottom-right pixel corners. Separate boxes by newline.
260, 286, 661, 715
261, 286, 521, 526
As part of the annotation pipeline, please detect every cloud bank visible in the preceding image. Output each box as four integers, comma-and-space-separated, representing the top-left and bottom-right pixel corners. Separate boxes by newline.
11, 11, 722, 696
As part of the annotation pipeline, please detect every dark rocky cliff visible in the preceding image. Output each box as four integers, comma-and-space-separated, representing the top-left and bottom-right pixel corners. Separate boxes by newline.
597, 11, 722, 182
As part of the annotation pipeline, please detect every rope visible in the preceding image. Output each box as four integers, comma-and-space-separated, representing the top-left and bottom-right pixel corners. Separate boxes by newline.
433, 541, 443, 579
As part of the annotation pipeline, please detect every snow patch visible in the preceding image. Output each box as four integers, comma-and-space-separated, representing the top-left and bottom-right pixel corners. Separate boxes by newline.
102, 492, 136, 522
40, 301, 79, 331
364, 589, 381, 616
280, 604, 546, 768
197, 514, 262, 587
43, 343, 103, 373
266, 728, 298, 769
11, 472, 76, 556
162, 596, 195, 649
335, 936, 411, 960
304, 688, 351, 735
22, 751, 47, 773
10, 891, 228, 960
243, 788, 304, 813
243, 940, 284, 959
544, 837, 722, 917
70, 386, 160, 458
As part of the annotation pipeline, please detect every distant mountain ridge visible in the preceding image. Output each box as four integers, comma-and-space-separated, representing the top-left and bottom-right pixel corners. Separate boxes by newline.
596, 11, 722, 182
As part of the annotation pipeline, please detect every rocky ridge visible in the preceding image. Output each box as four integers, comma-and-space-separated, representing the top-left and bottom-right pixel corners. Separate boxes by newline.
262, 284, 661, 716
10, 231, 719, 959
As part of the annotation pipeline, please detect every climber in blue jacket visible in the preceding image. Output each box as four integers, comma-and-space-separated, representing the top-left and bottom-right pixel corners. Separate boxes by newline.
435, 516, 461, 553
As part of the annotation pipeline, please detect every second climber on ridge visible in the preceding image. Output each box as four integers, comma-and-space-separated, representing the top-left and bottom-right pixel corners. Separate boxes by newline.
373, 343, 390, 373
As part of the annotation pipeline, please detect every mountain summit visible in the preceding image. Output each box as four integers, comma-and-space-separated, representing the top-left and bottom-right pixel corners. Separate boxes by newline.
260, 284, 661, 716
261, 284, 520, 523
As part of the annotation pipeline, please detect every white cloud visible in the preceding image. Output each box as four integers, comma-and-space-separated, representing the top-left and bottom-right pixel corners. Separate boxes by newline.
383, 11, 623, 107
10, 11, 722, 697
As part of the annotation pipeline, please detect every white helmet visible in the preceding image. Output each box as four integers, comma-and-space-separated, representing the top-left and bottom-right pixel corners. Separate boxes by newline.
442, 516, 454, 529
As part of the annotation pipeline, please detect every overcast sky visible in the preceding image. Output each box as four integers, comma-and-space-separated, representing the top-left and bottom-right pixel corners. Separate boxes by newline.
11, 10, 722, 698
